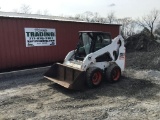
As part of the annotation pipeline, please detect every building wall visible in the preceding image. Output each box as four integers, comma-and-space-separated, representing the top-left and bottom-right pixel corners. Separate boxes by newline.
0, 17, 120, 70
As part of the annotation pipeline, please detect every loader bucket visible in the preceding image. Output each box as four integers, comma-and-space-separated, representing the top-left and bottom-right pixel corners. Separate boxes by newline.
44, 63, 86, 90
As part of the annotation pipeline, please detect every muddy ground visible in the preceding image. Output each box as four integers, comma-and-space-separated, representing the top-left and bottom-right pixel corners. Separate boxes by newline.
0, 67, 160, 120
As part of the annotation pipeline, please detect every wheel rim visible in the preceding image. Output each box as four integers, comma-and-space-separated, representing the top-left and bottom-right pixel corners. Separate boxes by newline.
112, 68, 120, 81
92, 72, 102, 85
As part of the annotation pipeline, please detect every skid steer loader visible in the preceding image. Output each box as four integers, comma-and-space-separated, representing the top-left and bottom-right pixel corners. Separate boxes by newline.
44, 31, 125, 90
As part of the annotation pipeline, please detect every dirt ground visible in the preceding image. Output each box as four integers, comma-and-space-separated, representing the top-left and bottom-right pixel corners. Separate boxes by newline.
0, 67, 160, 120
126, 51, 160, 71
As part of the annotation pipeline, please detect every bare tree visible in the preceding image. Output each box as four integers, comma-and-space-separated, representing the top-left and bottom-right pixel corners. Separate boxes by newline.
126, 20, 137, 36
117, 17, 136, 38
74, 11, 107, 23
106, 11, 116, 24
74, 14, 83, 20
83, 11, 93, 22
154, 23, 160, 40
91, 12, 100, 22
90, 12, 106, 23
96, 17, 106, 23
43, 9, 49, 15
74, 11, 93, 22
20, 4, 31, 14
74, 14, 80, 20
137, 9, 159, 39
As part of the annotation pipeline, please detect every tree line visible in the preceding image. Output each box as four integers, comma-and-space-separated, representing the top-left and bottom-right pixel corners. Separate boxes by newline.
13, 4, 160, 40
72, 10, 160, 40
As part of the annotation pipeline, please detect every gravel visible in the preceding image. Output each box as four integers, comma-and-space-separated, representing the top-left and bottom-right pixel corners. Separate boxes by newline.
0, 67, 160, 120
126, 51, 160, 71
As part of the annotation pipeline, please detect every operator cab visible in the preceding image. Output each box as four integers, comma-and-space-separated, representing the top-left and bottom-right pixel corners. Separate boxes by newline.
75, 31, 112, 60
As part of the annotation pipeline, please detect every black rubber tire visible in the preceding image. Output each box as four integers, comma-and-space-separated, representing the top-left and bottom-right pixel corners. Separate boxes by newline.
86, 67, 103, 88
105, 64, 121, 83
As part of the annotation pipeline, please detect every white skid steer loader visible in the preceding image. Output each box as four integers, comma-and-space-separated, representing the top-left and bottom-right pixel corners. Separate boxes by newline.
44, 31, 126, 90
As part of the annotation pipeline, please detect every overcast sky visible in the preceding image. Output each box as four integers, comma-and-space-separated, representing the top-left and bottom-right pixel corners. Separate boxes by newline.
0, 0, 160, 19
